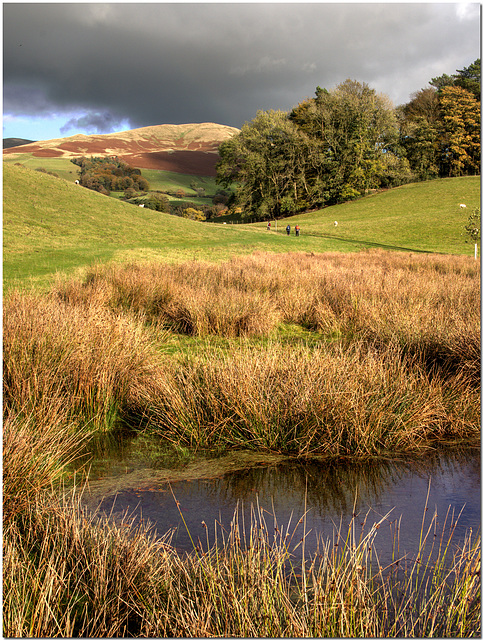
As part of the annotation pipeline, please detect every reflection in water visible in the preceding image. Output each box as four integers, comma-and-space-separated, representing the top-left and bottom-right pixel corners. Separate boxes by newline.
81, 441, 480, 568
208, 449, 480, 518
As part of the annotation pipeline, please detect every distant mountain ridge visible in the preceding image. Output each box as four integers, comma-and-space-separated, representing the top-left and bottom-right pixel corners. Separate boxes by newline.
3, 137, 36, 149
3, 123, 240, 176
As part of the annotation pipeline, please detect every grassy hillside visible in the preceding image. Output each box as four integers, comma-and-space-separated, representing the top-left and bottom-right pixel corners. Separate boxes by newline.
3, 162, 480, 290
279, 176, 480, 255
3, 155, 85, 182
3, 154, 221, 194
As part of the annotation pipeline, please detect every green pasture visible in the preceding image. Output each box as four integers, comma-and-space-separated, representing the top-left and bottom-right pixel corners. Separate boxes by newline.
3, 154, 82, 182
3, 153, 220, 194
141, 168, 218, 195
3, 161, 480, 290
244, 176, 480, 255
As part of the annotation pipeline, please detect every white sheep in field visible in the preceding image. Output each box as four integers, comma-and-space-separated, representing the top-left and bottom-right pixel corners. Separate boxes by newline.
334, 221, 338, 226
459, 203, 467, 209
139, 204, 145, 208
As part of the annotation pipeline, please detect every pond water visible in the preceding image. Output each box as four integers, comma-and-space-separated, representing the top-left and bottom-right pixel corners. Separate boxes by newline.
78, 438, 480, 567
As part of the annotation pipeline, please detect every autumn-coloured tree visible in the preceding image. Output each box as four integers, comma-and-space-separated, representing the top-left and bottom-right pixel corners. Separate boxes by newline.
182, 207, 206, 221
71, 156, 150, 194
400, 61, 480, 180
439, 86, 480, 176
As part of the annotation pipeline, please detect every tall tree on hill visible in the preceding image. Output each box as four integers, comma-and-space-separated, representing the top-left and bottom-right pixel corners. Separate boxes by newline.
400, 60, 480, 180
439, 86, 480, 176
454, 59, 481, 100
430, 59, 481, 100
399, 88, 441, 180
216, 110, 324, 219
290, 79, 409, 202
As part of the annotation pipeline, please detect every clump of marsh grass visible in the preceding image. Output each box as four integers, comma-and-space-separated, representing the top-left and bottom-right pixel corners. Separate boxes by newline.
3, 410, 86, 525
4, 490, 480, 638
3, 291, 161, 432
140, 341, 479, 456
56, 261, 281, 337
3, 493, 173, 638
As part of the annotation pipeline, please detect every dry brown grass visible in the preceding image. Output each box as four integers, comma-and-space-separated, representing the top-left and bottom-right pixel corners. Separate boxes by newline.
4, 493, 480, 638
54, 252, 480, 374
3, 410, 85, 525
3, 291, 162, 432
5, 250, 479, 457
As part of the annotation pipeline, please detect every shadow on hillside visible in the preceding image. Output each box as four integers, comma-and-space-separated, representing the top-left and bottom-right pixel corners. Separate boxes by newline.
305, 231, 436, 254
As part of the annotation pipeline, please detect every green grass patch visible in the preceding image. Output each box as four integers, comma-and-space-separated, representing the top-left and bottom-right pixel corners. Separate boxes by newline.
141, 168, 218, 194
4, 162, 480, 290
3, 154, 82, 182
249, 177, 480, 256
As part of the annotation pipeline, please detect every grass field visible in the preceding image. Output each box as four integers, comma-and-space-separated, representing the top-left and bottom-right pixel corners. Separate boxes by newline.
140, 168, 218, 194
4, 250, 480, 637
3, 162, 480, 290
3, 160, 481, 637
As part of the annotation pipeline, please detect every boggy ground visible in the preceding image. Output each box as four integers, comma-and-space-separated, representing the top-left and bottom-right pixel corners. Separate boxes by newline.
5, 250, 479, 457
3, 250, 481, 637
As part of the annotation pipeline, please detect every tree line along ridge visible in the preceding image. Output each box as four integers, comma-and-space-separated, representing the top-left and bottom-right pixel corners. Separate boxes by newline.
216, 60, 480, 220
66, 60, 479, 223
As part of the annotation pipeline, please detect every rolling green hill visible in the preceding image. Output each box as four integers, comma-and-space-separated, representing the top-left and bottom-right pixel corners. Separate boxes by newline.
3, 162, 480, 290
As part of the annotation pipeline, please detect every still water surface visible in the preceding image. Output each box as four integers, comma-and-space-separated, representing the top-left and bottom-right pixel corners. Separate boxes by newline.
80, 440, 480, 567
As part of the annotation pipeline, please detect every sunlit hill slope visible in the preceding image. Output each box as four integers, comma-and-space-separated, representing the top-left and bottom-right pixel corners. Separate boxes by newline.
3, 122, 240, 176
3, 161, 480, 290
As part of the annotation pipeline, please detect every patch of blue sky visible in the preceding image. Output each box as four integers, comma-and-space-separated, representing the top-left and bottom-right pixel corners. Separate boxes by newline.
2, 111, 132, 142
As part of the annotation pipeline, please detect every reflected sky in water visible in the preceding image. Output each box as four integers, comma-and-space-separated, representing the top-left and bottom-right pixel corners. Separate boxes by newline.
85, 446, 480, 566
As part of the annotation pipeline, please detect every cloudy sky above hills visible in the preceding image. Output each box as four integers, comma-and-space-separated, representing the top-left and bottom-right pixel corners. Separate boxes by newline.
3, 2, 480, 141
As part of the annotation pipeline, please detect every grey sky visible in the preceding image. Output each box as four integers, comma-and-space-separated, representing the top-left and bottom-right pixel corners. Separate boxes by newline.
3, 3, 481, 139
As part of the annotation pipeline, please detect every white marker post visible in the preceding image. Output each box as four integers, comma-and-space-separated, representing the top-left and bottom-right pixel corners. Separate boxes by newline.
475, 243, 478, 260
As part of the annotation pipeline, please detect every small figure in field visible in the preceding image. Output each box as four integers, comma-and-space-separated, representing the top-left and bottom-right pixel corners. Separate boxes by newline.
286, 224, 291, 235
295, 224, 300, 237
267, 221, 271, 230
334, 221, 338, 227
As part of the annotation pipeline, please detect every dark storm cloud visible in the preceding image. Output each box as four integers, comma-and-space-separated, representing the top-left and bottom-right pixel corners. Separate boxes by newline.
3, 3, 480, 133
60, 111, 128, 135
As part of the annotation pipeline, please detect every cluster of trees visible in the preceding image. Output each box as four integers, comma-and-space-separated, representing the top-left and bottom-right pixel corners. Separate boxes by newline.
216, 60, 480, 220
71, 155, 228, 221
71, 156, 150, 195
401, 60, 480, 180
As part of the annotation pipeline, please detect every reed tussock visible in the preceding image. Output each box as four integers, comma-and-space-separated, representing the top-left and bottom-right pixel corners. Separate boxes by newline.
3, 291, 161, 432
142, 341, 479, 455
3, 411, 85, 525
4, 492, 480, 637
3, 494, 173, 638
58, 261, 281, 337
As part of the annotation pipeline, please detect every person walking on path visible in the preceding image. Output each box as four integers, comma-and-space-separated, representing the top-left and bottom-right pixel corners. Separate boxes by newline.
286, 224, 291, 235
295, 224, 300, 237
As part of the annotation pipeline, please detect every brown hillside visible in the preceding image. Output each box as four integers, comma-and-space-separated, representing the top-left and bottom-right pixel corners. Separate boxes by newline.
3, 122, 239, 176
